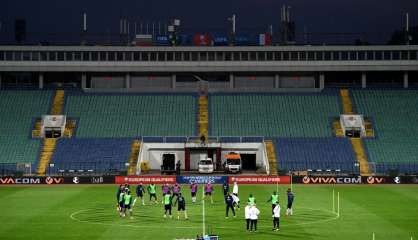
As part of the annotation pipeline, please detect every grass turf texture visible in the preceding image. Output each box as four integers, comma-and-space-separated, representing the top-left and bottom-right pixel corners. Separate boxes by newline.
0, 184, 417, 240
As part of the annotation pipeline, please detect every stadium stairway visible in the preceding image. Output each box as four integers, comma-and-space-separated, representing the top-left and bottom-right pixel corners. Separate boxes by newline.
198, 95, 209, 139
37, 138, 57, 175
339, 89, 371, 175
37, 90, 66, 175
265, 140, 278, 175
127, 140, 141, 175
50, 90, 65, 115
350, 138, 370, 175
32, 119, 42, 138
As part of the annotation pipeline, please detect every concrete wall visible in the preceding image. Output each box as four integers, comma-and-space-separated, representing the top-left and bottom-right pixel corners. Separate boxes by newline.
138, 142, 266, 172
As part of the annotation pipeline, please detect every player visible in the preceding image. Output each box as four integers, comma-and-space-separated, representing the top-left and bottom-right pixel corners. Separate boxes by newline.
173, 193, 188, 220
273, 203, 280, 231
232, 181, 239, 197
116, 184, 124, 211
190, 181, 198, 204
225, 192, 236, 218
266, 191, 279, 215
232, 192, 240, 210
147, 183, 158, 204
134, 183, 146, 206
172, 183, 181, 199
163, 192, 173, 218
247, 194, 256, 205
118, 188, 126, 216
162, 183, 171, 204
204, 182, 214, 204
245, 203, 251, 231
123, 190, 134, 219
222, 181, 229, 198
249, 204, 260, 232
286, 188, 294, 216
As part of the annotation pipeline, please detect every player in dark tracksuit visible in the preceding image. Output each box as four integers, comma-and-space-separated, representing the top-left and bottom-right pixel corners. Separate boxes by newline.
174, 193, 188, 220
286, 188, 295, 216
222, 182, 229, 197
135, 183, 146, 206
225, 193, 236, 218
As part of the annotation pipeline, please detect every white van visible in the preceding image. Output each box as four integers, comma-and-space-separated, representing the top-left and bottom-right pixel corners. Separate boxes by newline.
224, 152, 242, 174
198, 158, 214, 174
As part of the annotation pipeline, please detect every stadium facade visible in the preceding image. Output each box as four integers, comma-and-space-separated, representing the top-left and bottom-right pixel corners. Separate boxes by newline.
0, 45, 417, 91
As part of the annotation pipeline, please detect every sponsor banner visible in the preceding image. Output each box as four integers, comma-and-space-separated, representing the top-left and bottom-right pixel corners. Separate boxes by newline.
0, 176, 114, 185
67, 176, 114, 184
176, 176, 228, 184
298, 176, 363, 184
364, 176, 418, 184
295, 176, 418, 184
115, 176, 176, 185
228, 176, 290, 184
0, 177, 64, 185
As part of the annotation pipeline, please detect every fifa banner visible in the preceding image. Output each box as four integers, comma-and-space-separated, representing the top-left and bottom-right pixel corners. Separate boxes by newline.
228, 176, 291, 184
294, 176, 418, 184
0, 176, 114, 185
115, 176, 176, 185
176, 176, 228, 184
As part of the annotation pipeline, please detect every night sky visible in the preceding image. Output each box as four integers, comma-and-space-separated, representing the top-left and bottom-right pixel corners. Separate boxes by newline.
1, 0, 417, 44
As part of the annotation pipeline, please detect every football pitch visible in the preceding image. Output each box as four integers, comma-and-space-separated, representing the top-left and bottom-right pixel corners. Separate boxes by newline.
0, 184, 417, 240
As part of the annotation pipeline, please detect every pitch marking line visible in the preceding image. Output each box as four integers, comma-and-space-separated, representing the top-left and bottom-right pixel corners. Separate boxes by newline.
70, 206, 339, 229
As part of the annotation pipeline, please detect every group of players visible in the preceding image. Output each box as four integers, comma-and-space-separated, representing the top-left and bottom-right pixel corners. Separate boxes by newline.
116, 181, 295, 232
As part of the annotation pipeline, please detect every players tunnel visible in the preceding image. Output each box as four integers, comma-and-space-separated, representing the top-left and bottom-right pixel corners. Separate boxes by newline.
240, 153, 257, 171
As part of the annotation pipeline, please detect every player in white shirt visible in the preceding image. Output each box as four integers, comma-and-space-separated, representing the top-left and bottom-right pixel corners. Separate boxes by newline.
232, 193, 240, 210
273, 203, 281, 231
244, 204, 251, 231
232, 181, 239, 196
249, 204, 260, 232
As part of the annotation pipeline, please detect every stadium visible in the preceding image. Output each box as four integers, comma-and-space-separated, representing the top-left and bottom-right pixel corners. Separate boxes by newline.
1, 2, 418, 240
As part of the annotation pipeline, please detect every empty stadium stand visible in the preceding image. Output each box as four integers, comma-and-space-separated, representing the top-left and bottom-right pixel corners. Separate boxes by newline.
49, 138, 133, 174
352, 90, 418, 174
64, 93, 198, 138
0, 91, 53, 169
274, 137, 358, 173
209, 93, 341, 137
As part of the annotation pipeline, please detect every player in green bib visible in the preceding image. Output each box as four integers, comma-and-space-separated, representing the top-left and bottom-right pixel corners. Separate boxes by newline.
163, 193, 173, 218
118, 191, 125, 216
248, 194, 256, 205
267, 191, 279, 215
122, 190, 133, 219
147, 183, 158, 204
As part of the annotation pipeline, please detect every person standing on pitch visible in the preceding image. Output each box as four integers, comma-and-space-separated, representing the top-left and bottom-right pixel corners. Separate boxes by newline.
163, 192, 173, 218
116, 184, 124, 211
222, 181, 229, 199
245, 203, 251, 231
249, 204, 260, 232
267, 191, 279, 215
232, 192, 240, 210
134, 182, 146, 206
204, 182, 214, 204
273, 203, 281, 231
225, 192, 236, 218
190, 181, 198, 204
286, 188, 295, 216
123, 190, 134, 219
162, 183, 170, 204
232, 181, 239, 197
174, 193, 188, 220
147, 183, 158, 204
247, 194, 256, 205
172, 183, 181, 199
118, 188, 126, 216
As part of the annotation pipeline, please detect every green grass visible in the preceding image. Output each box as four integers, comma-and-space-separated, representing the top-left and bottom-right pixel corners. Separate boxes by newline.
0, 185, 417, 240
